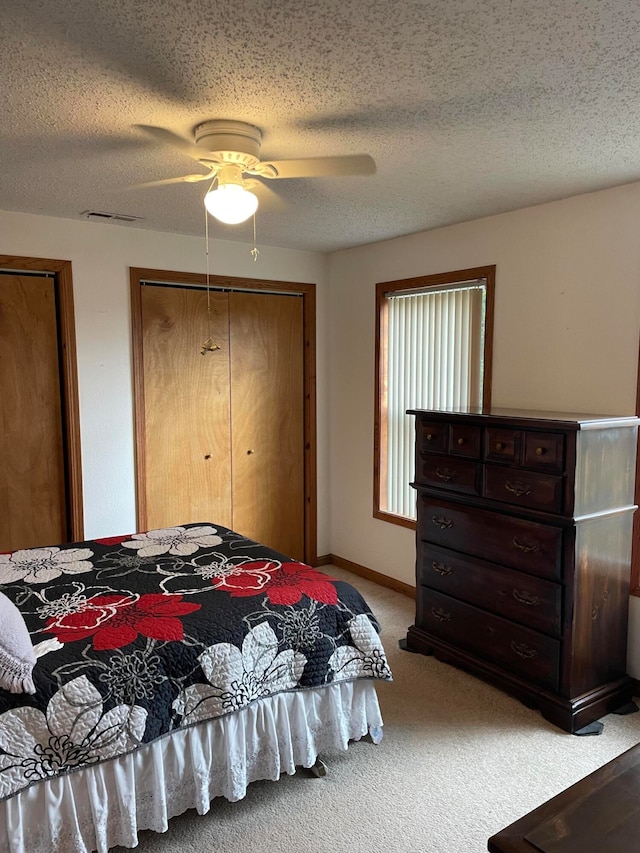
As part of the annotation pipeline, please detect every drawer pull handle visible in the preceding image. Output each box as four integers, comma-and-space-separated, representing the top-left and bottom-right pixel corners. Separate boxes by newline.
457, 437, 465, 446
512, 537, 540, 554
512, 589, 541, 607
432, 515, 454, 529
510, 641, 538, 660
495, 442, 504, 451
432, 560, 453, 576
535, 447, 545, 456
505, 480, 533, 497
436, 467, 458, 482
426, 433, 434, 441
432, 607, 452, 622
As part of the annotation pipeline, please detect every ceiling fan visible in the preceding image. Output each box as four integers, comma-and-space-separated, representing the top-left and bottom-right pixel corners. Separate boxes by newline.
132, 119, 376, 223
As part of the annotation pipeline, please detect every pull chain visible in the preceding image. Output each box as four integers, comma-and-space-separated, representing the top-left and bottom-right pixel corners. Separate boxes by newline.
201, 184, 221, 355
251, 212, 259, 262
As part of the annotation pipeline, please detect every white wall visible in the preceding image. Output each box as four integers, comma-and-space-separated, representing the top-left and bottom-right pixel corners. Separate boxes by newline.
0, 210, 330, 551
327, 181, 640, 674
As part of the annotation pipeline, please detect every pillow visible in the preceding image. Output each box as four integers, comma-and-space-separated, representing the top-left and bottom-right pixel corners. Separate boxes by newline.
0, 591, 37, 694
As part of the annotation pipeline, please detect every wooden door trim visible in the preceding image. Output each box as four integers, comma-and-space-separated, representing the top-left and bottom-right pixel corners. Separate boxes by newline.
130, 267, 318, 566
0, 255, 84, 541
130, 273, 149, 529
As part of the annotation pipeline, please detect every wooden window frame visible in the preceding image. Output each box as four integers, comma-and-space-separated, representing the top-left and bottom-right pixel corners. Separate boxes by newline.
374, 265, 495, 529
631, 334, 640, 595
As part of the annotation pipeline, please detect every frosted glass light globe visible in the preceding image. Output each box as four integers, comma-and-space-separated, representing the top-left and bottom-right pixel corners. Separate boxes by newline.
204, 184, 258, 224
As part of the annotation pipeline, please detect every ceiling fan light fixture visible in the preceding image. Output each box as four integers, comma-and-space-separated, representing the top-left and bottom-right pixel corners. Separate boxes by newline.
135, 120, 375, 227
204, 183, 258, 224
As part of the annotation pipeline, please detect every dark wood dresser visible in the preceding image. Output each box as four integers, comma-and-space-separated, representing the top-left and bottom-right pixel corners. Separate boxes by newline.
404, 407, 639, 733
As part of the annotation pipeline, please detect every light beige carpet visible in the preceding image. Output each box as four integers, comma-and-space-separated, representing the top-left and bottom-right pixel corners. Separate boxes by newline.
114, 566, 640, 853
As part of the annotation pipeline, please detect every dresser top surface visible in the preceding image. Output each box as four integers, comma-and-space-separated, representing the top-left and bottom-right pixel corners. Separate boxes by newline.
407, 406, 639, 430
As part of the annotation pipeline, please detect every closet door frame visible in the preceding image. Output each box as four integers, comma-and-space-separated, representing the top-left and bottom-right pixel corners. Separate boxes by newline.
130, 267, 318, 566
0, 254, 84, 541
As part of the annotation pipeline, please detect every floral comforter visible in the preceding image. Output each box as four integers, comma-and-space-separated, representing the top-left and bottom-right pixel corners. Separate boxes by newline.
0, 523, 392, 801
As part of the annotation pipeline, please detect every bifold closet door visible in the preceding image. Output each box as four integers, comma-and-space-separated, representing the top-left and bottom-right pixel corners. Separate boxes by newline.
139, 285, 305, 560
229, 291, 304, 561
140, 285, 232, 530
0, 274, 67, 551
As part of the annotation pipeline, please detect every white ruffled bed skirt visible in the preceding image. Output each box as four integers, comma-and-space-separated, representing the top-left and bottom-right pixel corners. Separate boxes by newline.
0, 680, 384, 853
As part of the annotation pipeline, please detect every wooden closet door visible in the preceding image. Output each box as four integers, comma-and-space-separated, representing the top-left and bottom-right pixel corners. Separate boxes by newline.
230, 291, 304, 560
0, 274, 66, 550
140, 285, 232, 530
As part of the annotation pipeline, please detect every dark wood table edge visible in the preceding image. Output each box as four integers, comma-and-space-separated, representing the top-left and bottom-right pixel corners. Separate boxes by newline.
487, 742, 640, 852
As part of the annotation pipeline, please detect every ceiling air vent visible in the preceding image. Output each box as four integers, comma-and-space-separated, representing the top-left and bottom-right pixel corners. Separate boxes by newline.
80, 210, 144, 223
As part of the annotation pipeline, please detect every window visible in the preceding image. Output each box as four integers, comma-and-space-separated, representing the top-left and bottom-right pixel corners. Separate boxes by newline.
374, 266, 495, 526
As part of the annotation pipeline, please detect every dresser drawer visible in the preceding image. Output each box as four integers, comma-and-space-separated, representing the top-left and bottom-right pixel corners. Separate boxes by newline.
419, 497, 563, 580
484, 466, 564, 513
417, 589, 560, 691
484, 428, 565, 472
418, 543, 562, 636
416, 453, 480, 495
523, 431, 564, 472
449, 424, 481, 458
417, 420, 448, 454
484, 427, 520, 463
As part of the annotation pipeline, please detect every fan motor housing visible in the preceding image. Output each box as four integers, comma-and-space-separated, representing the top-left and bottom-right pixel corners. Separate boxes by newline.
194, 119, 262, 168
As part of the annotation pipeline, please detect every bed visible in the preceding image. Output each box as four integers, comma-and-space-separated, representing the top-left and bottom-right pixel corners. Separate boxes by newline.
0, 523, 391, 853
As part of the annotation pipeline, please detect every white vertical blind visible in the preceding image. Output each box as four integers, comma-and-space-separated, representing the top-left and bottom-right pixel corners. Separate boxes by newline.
385, 283, 486, 519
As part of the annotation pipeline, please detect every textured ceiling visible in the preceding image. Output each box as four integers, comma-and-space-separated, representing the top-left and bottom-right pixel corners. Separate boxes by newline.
2, 0, 640, 253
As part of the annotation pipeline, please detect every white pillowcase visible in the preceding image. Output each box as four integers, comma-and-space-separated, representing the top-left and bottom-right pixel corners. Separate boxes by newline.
0, 591, 37, 694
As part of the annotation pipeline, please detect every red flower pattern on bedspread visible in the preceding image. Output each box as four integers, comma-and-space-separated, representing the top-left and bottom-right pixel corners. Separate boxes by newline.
46, 593, 201, 650
211, 560, 339, 606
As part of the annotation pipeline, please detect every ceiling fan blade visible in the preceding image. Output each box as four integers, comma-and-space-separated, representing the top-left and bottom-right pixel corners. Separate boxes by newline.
260, 154, 376, 179
244, 179, 287, 212
124, 173, 213, 190
134, 124, 212, 163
